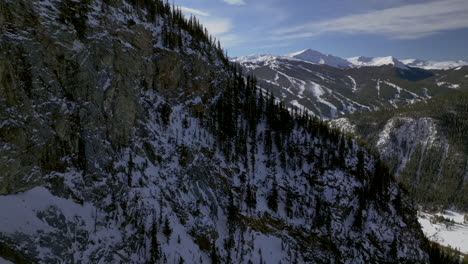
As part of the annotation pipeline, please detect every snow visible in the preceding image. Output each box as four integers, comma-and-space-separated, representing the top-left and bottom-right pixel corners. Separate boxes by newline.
436, 82, 461, 89
232, 54, 278, 65
0, 1, 433, 262
102, 78, 112, 91
347, 56, 409, 70
418, 211, 468, 254
347, 75, 357, 92
0, 186, 95, 235
376, 79, 381, 98
288, 49, 352, 68
329, 118, 356, 134
0, 257, 13, 264
376, 117, 439, 176
310, 81, 324, 97
402, 59, 468, 70
383, 81, 422, 102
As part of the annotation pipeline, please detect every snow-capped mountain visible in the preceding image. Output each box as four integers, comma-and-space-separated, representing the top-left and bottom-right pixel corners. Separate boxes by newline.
347, 56, 409, 70
234, 54, 466, 119
401, 59, 468, 70
287, 48, 352, 68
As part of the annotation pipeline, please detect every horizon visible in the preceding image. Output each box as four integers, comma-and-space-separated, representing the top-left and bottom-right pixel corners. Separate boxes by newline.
175, 0, 468, 62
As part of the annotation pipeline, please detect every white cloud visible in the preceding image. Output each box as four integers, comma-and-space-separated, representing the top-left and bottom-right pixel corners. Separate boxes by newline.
179, 6, 209, 17
199, 18, 232, 35
223, 0, 246, 5
218, 34, 244, 48
273, 0, 468, 40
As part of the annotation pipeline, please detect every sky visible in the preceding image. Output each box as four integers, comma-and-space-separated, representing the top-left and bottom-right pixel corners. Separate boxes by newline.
174, 0, 468, 61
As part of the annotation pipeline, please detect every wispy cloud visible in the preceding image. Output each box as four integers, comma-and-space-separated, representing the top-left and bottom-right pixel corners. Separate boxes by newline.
178, 6, 231, 36
223, 0, 246, 5
218, 34, 244, 48
200, 18, 232, 35
273, 0, 468, 40
179, 6, 209, 17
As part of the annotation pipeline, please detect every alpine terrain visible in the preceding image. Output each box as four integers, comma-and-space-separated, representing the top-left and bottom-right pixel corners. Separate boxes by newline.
234, 49, 467, 120
0, 0, 442, 263
235, 49, 468, 259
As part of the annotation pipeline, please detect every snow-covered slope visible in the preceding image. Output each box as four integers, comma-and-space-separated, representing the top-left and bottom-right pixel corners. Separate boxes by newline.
232, 54, 279, 64
418, 210, 468, 254
348, 56, 409, 70
402, 59, 468, 70
234, 54, 441, 119
0, 0, 430, 263
288, 49, 352, 68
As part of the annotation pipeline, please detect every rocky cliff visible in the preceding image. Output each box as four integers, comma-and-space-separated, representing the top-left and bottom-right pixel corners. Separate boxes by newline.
331, 90, 468, 211
0, 0, 429, 263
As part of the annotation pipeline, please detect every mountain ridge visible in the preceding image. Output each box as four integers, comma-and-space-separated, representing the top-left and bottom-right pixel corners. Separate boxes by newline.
0, 0, 431, 263
287, 48, 352, 68
236, 48, 468, 70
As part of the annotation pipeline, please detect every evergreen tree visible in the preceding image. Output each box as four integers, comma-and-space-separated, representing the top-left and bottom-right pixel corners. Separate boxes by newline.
163, 217, 172, 243
267, 179, 279, 212
150, 220, 160, 262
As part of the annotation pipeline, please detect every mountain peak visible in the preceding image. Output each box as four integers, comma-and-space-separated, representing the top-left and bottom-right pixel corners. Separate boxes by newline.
288, 48, 322, 57
287, 48, 352, 68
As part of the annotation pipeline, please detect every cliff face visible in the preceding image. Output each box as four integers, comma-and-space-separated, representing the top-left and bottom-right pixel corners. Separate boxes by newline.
331, 91, 468, 211
0, 0, 227, 194
0, 1, 429, 263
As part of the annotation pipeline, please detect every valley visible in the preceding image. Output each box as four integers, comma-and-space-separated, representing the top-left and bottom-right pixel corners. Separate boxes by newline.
0, 0, 467, 263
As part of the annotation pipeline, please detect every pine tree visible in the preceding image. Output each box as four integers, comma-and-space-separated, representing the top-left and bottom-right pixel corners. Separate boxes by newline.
150, 220, 160, 262
210, 244, 219, 264
267, 179, 279, 212
163, 217, 172, 243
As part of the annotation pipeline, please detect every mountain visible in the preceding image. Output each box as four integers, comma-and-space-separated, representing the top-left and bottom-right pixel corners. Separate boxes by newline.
402, 59, 468, 70
347, 56, 409, 70
285, 49, 468, 71
235, 51, 468, 212
331, 89, 468, 211
234, 54, 467, 119
0, 0, 432, 263
287, 49, 352, 68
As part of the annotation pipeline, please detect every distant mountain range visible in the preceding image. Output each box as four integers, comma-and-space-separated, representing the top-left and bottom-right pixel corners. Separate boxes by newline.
233, 48, 468, 212
347, 56, 409, 70
235, 48, 468, 70
232, 50, 467, 120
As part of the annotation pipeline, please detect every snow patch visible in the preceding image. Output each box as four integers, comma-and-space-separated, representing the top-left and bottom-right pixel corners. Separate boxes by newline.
418, 211, 468, 254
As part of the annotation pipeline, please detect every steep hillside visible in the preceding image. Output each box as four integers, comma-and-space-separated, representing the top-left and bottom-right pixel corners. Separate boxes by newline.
331, 90, 468, 211
0, 0, 430, 263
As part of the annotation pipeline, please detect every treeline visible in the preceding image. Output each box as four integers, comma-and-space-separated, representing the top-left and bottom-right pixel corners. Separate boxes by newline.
202, 62, 395, 223
123, 0, 228, 63
346, 89, 468, 210
57, 0, 228, 63
428, 241, 468, 264
351, 89, 468, 154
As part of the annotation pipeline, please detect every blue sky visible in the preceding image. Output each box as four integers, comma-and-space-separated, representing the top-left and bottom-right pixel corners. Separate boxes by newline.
175, 0, 468, 61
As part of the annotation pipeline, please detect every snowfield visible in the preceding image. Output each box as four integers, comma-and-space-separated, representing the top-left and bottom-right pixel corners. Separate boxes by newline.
418, 210, 468, 254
